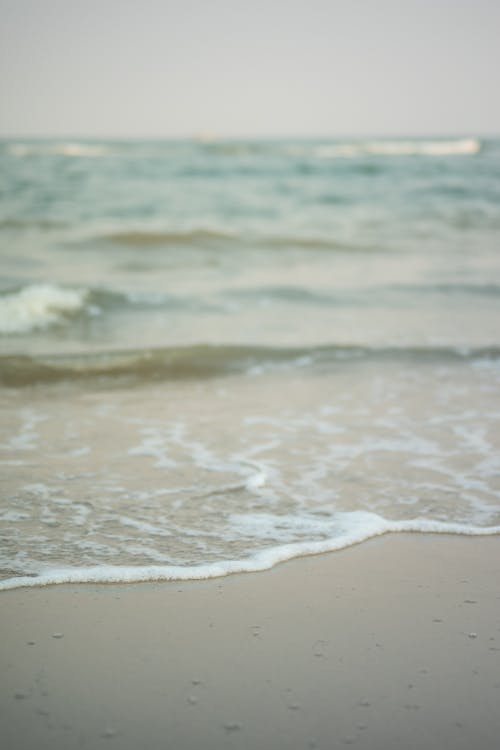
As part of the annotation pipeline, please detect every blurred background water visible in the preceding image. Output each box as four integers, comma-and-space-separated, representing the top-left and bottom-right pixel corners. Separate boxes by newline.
1, 136, 500, 587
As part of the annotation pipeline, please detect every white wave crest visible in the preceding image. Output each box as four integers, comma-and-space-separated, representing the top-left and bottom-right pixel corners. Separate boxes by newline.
310, 138, 481, 159
0, 284, 87, 334
8, 142, 109, 158
52, 143, 110, 157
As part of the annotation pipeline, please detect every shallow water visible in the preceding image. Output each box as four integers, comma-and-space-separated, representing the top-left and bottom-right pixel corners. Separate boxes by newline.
1, 136, 500, 588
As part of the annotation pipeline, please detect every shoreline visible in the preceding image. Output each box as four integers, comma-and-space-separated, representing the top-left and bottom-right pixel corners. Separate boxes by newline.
2, 524, 500, 592
1, 534, 499, 749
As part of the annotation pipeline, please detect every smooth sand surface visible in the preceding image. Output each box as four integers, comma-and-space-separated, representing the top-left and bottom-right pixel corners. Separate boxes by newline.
1, 534, 499, 750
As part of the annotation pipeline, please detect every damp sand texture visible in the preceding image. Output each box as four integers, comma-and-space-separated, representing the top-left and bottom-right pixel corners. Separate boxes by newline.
1, 535, 500, 750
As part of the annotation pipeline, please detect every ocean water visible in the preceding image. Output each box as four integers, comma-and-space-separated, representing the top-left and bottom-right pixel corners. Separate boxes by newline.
1, 136, 500, 589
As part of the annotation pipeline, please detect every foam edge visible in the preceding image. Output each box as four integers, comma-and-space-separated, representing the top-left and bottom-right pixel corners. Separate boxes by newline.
1, 518, 499, 591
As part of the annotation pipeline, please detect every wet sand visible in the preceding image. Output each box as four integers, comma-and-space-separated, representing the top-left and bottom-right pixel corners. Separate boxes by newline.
1, 534, 499, 750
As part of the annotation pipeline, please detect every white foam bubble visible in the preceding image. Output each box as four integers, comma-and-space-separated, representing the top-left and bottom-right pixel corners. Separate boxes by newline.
1, 512, 498, 591
0, 284, 87, 333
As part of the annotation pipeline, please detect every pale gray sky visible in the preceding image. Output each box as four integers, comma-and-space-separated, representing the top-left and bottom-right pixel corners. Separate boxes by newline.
1, 0, 499, 138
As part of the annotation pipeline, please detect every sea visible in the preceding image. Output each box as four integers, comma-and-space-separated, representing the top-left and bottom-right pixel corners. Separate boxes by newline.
1, 135, 500, 590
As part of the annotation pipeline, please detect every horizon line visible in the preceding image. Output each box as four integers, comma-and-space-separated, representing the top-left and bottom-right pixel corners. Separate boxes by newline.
0, 131, 498, 141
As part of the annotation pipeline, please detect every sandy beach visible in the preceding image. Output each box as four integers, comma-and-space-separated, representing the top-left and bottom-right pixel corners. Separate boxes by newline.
1, 534, 499, 750
2, 2, 500, 747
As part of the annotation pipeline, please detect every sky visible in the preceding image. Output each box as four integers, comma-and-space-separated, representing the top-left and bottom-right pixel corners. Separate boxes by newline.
1, 0, 499, 138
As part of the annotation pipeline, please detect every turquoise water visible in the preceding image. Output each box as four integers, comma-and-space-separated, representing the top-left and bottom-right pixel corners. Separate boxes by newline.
1, 136, 500, 588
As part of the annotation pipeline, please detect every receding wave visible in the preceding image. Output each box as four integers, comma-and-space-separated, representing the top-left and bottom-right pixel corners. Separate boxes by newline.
1, 514, 499, 591
1, 343, 499, 387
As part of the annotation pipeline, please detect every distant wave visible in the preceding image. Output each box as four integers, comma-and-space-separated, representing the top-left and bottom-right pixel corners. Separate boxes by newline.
0, 218, 68, 231
7, 142, 110, 158
1, 512, 499, 590
404, 282, 500, 298
82, 228, 372, 253
1, 343, 499, 387
265, 235, 372, 251
100, 228, 235, 246
222, 282, 500, 307
0, 284, 88, 334
290, 138, 481, 159
4, 137, 481, 162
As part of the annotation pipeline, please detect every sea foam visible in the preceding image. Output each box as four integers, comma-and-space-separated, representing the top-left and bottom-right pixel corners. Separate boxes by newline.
0, 284, 87, 334
312, 138, 481, 158
0, 512, 498, 591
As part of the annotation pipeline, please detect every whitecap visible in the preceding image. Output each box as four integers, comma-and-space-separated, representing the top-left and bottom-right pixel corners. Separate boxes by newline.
313, 138, 481, 159
7, 142, 110, 158
51, 142, 110, 157
0, 284, 88, 334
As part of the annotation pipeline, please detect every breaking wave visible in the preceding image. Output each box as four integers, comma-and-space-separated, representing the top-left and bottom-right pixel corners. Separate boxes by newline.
0, 284, 88, 334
